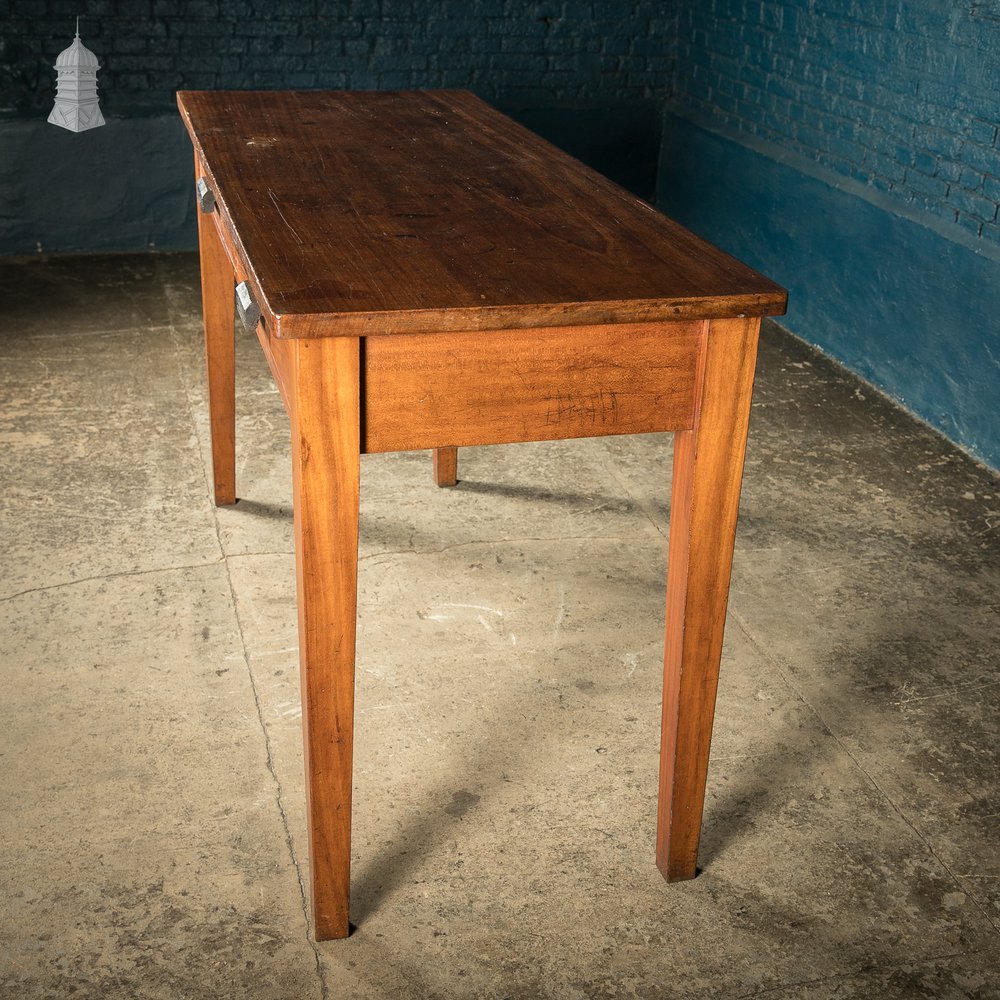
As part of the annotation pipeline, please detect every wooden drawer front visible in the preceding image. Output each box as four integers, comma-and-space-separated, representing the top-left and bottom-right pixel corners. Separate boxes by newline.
362, 321, 702, 454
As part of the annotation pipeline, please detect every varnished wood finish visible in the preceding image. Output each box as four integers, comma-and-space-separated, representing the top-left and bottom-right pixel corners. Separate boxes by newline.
182, 89, 788, 942
656, 316, 761, 881
363, 322, 701, 453
433, 447, 458, 487
177, 90, 786, 339
196, 165, 237, 506
289, 336, 361, 941
251, 302, 293, 411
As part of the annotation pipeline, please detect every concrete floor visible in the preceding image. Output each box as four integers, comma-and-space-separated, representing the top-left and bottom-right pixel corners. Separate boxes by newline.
0, 252, 998, 1000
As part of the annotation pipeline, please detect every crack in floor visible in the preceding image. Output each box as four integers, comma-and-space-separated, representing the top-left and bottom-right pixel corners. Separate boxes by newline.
174, 308, 331, 999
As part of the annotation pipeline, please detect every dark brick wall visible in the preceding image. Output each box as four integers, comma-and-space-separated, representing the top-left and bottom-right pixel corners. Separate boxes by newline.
672, 1, 1000, 249
0, 2, 674, 253
1, 1, 678, 115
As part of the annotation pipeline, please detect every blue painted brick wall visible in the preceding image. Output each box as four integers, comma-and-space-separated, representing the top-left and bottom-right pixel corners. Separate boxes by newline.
0, 1, 678, 115
673, 0, 1000, 249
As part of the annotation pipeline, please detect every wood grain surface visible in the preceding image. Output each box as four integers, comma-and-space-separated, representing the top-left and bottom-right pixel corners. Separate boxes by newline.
178, 90, 787, 338
362, 321, 701, 452
433, 446, 458, 487
196, 166, 237, 506
289, 336, 362, 940
656, 315, 761, 882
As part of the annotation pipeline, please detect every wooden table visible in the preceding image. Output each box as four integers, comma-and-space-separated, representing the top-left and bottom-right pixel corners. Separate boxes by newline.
178, 89, 787, 941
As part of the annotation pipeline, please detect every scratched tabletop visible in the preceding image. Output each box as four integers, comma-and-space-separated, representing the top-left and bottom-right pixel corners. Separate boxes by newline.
178, 89, 787, 338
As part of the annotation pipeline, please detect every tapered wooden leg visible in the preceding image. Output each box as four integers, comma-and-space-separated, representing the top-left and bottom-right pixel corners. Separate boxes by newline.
196, 180, 237, 506
657, 316, 761, 882
433, 446, 458, 487
289, 337, 361, 940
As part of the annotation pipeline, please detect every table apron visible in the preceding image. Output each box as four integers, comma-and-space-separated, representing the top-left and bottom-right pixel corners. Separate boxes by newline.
199, 160, 702, 453
361, 322, 702, 453
204, 208, 293, 410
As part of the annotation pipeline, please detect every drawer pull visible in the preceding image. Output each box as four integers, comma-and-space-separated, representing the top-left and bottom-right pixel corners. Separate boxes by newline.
196, 177, 216, 213
235, 281, 261, 331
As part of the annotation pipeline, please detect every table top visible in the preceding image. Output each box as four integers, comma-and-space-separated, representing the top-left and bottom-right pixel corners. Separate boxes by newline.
178, 89, 786, 338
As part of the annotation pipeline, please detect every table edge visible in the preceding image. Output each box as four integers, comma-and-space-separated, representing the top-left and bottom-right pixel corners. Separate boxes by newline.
177, 89, 789, 339
269, 292, 788, 338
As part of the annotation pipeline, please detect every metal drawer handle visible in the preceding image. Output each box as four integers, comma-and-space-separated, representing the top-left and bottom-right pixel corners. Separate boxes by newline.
235, 281, 261, 332
235, 281, 261, 331
196, 176, 216, 213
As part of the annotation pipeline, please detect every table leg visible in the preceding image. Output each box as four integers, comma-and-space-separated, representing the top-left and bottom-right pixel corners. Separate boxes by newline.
433, 446, 458, 487
656, 316, 761, 881
289, 337, 362, 940
196, 196, 236, 506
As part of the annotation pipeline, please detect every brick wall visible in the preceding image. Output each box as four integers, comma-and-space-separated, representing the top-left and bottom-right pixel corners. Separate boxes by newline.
1, 1, 678, 116
0, 1, 676, 253
672, 1, 1000, 248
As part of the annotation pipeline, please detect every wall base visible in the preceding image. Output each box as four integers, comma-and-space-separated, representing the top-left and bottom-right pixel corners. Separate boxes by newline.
0, 114, 197, 255
658, 113, 1000, 472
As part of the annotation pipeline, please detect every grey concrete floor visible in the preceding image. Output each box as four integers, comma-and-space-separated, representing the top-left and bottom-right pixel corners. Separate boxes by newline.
0, 252, 998, 1000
